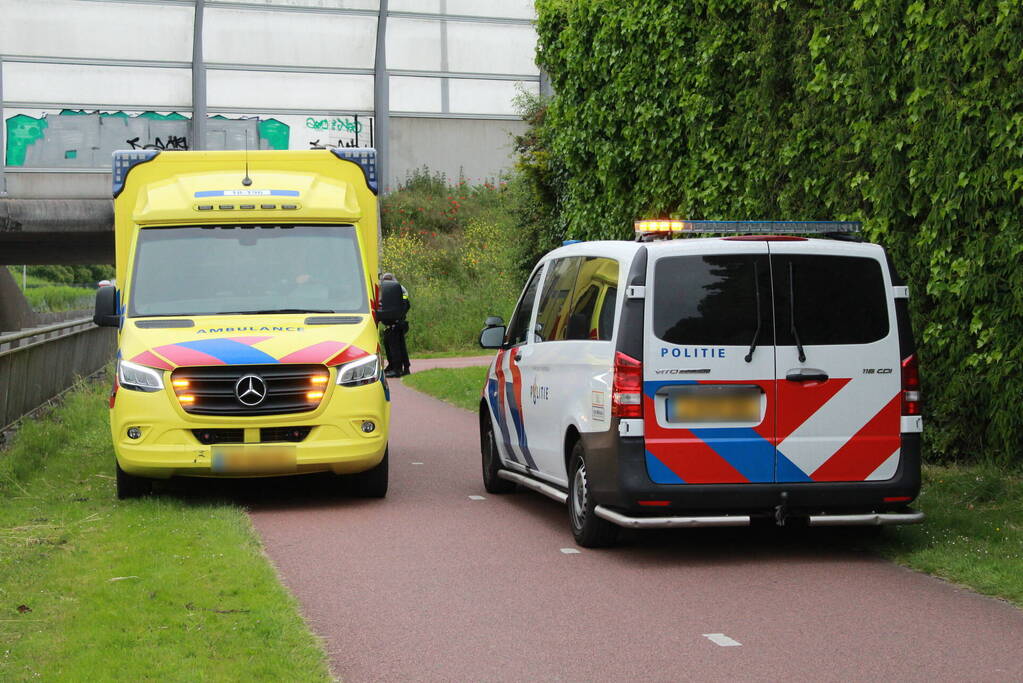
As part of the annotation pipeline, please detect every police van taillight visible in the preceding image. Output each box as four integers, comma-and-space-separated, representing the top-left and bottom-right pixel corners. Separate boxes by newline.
901, 354, 921, 416
612, 351, 643, 418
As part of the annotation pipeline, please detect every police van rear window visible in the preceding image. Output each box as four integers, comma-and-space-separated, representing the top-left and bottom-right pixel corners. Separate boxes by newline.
773, 254, 889, 345
653, 253, 889, 347
653, 254, 772, 346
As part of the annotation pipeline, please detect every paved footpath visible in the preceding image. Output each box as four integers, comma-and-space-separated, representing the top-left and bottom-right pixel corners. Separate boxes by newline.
249, 357, 1023, 682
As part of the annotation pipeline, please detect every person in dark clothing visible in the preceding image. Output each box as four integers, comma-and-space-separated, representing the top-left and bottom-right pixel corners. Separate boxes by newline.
380, 272, 411, 377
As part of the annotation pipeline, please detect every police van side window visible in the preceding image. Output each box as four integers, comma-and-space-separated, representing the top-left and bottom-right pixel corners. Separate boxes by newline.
598, 286, 618, 340
653, 255, 773, 346
565, 257, 619, 341
534, 257, 582, 342
773, 255, 889, 345
505, 266, 544, 347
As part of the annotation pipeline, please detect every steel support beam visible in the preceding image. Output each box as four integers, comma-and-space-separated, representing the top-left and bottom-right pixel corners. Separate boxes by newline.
1, 53, 7, 197
374, 0, 389, 189
540, 70, 554, 98
439, 0, 450, 115
192, 0, 207, 150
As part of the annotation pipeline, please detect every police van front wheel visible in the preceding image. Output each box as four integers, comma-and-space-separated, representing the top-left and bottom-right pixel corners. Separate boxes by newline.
568, 443, 619, 548
481, 415, 515, 494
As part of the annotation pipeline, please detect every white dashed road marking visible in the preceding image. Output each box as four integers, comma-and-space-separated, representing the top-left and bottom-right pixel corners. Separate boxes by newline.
702, 633, 742, 647
468, 495, 486, 500
411, 462, 424, 465
560, 548, 581, 554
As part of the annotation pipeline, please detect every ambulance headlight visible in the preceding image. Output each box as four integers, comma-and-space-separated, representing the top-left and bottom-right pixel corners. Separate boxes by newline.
117, 359, 165, 392
336, 354, 379, 387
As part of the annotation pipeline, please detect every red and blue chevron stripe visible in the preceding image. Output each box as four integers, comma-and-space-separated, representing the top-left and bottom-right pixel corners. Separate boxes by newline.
130, 337, 368, 369
643, 377, 892, 484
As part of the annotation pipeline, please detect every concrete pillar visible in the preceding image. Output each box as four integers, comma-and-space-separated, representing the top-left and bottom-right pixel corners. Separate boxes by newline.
0, 267, 36, 333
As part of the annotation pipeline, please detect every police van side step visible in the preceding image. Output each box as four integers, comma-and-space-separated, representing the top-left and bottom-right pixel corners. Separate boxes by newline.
594, 506, 751, 529
497, 469, 568, 503
808, 510, 925, 526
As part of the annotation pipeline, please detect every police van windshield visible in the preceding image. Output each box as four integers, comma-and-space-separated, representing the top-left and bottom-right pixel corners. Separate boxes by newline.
128, 225, 368, 317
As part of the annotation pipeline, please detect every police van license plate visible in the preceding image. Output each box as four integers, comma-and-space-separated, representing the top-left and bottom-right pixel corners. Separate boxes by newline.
211, 445, 297, 474
666, 386, 761, 423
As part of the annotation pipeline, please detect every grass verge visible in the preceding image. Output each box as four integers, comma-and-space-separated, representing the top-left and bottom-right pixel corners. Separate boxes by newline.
404, 367, 1023, 607
0, 376, 331, 681
403, 366, 489, 412
876, 463, 1023, 605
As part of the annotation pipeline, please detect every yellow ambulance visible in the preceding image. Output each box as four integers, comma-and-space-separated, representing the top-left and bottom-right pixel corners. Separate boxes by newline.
94, 149, 404, 499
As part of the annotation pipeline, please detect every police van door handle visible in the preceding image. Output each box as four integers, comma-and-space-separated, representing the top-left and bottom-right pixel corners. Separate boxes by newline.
785, 368, 828, 383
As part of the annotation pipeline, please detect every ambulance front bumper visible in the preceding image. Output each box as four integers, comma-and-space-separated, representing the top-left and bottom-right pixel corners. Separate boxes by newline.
111, 379, 389, 478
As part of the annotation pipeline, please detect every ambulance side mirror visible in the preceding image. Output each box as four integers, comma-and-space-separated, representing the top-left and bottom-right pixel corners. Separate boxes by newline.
479, 317, 506, 349
93, 286, 120, 328
377, 280, 405, 324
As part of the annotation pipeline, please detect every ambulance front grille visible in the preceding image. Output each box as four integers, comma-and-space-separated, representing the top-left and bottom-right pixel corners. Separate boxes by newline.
172, 364, 327, 416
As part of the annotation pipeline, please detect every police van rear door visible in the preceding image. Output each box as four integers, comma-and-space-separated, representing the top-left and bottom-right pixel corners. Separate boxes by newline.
643, 241, 777, 484
769, 241, 902, 482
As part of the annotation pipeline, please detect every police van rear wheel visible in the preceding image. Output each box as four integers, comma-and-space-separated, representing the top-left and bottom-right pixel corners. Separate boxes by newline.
350, 448, 388, 498
481, 415, 515, 494
568, 442, 618, 548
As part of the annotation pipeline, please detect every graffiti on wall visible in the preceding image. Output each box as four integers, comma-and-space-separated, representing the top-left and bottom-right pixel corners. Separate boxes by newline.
304, 115, 373, 149
5, 111, 375, 167
3, 110, 290, 168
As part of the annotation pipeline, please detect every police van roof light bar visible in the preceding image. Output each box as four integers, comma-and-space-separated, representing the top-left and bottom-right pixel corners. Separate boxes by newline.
633, 219, 862, 237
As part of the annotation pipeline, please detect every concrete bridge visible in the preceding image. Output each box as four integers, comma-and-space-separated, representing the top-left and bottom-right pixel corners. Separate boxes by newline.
0, 169, 113, 331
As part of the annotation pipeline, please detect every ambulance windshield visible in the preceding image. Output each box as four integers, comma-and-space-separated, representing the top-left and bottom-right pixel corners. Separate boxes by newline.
128, 225, 368, 317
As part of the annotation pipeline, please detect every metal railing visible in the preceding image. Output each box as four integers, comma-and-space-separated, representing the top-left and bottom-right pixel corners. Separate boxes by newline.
0, 317, 116, 433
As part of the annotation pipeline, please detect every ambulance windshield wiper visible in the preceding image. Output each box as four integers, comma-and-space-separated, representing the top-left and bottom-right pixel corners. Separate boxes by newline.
215, 308, 335, 315
788, 262, 807, 362
744, 262, 762, 363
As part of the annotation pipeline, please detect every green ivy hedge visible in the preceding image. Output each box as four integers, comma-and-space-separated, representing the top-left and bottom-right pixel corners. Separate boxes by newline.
534, 0, 1023, 463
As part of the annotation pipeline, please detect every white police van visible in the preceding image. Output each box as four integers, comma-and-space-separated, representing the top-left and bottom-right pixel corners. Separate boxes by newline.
478, 220, 924, 547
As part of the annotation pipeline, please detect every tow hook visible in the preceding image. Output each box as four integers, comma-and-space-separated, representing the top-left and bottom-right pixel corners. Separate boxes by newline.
774, 491, 789, 527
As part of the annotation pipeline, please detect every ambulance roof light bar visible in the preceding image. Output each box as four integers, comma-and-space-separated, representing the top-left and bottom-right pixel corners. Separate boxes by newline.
633, 219, 862, 238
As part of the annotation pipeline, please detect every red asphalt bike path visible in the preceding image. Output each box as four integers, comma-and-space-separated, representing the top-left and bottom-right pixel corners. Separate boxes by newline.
248, 356, 1023, 682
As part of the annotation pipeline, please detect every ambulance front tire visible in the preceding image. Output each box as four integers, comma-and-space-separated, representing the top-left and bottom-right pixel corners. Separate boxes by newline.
116, 461, 152, 500
481, 414, 515, 494
350, 448, 388, 498
568, 441, 619, 548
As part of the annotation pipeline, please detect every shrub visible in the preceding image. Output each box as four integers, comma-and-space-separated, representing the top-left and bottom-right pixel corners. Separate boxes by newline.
23, 285, 95, 313
381, 167, 511, 237
381, 219, 520, 354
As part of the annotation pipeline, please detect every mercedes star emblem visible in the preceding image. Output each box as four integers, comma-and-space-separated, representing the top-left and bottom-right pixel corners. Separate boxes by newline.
234, 374, 268, 406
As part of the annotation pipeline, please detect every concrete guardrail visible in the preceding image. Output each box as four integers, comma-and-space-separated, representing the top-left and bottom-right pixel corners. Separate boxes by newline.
0, 317, 116, 433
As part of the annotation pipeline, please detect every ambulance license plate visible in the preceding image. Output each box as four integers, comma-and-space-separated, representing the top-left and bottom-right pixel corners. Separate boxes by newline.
211, 445, 297, 474
666, 386, 761, 423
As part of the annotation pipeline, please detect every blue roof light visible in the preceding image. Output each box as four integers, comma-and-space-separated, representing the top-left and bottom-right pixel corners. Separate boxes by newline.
112, 150, 160, 197
330, 147, 378, 194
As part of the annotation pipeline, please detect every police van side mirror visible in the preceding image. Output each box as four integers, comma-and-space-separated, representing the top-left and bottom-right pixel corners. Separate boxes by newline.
376, 280, 405, 324
93, 286, 120, 328
479, 317, 506, 349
